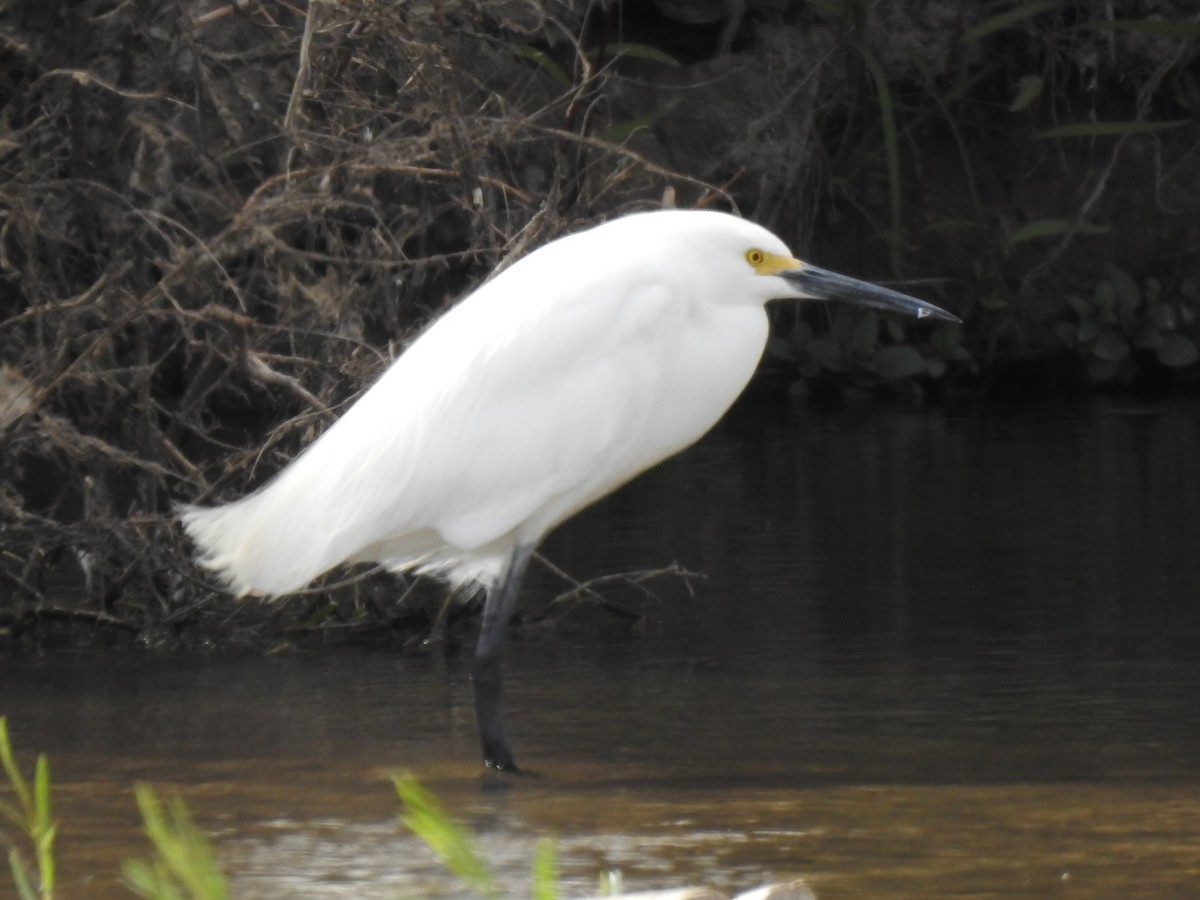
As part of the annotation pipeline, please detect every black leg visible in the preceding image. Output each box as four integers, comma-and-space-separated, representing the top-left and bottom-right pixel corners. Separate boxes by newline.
471, 544, 532, 772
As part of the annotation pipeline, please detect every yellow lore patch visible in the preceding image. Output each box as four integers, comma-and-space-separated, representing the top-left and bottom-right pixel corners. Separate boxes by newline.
744, 248, 802, 276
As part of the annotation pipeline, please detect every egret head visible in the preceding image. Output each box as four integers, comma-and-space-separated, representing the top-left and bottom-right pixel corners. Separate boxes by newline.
635, 210, 959, 323
736, 225, 959, 323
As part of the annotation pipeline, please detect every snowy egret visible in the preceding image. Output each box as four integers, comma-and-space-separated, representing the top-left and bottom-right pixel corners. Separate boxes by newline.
180, 209, 958, 771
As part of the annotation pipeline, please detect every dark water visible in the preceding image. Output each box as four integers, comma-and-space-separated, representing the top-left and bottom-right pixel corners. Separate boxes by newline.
3, 398, 1199, 898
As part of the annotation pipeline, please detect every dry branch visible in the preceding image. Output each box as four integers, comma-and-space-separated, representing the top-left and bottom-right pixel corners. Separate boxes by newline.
0, 0, 719, 642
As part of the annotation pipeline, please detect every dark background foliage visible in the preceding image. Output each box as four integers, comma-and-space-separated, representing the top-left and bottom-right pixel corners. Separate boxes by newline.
1, 0, 1197, 641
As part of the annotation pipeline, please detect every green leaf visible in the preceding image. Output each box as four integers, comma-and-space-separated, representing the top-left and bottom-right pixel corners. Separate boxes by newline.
1065, 294, 1091, 316
1133, 324, 1165, 350
600, 110, 664, 144
808, 0, 851, 20
804, 335, 845, 373
1, 716, 56, 898
1144, 277, 1163, 307
1150, 303, 1177, 331
961, 1, 1060, 43
1008, 75, 1043, 112
124, 784, 227, 900
531, 839, 558, 900
1106, 265, 1141, 317
1077, 319, 1102, 343
0, 718, 32, 824
1037, 119, 1190, 139
850, 311, 880, 358
511, 46, 570, 85
599, 43, 681, 67
859, 46, 903, 274
394, 772, 499, 899
1077, 18, 1200, 38
9, 850, 37, 900
1009, 218, 1108, 244
869, 345, 928, 380
120, 859, 169, 900
1092, 328, 1130, 362
1094, 280, 1116, 312
1156, 334, 1199, 367
597, 870, 624, 896
921, 218, 990, 234
830, 304, 858, 342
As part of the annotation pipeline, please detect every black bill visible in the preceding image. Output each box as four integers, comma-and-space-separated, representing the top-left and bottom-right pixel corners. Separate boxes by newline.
782, 264, 960, 323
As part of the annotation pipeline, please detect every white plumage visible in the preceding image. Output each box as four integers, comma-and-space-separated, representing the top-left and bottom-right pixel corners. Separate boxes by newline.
179, 208, 957, 770
183, 211, 783, 595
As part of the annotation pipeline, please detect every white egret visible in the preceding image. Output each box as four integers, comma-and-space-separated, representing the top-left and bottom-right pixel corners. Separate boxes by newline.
180, 209, 958, 771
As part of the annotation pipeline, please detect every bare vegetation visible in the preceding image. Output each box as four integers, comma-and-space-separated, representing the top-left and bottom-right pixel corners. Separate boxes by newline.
1, 0, 1197, 643
0, 0, 735, 641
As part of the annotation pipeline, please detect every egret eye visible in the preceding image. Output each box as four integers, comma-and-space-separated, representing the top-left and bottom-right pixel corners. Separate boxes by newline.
745, 248, 765, 268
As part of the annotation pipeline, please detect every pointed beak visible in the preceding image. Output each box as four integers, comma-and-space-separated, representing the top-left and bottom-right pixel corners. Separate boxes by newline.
780, 263, 960, 323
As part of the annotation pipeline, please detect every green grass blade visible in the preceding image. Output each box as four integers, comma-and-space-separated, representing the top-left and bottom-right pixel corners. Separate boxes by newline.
1037, 119, 1190, 139
34, 827, 55, 898
0, 788, 24, 830
859, 46, 903, 274
1157, 334, 1200, 368
921, 218, 990, 234
600, 110, 664, 144
531, 838, 558, 900
33, 756, 54, 895
870, 345, 927, 380
599, 43, 681, 67
1009, 218, 1109, 243
122, 858, 186, 900
511, 46, 570, 85
1077, 18, 1200, 38
961, 1, 1061, 43
1008, 74, 1043, 112
33, 757, 50, 836
1, 718, 56, 898
9, 849, 38, 900
125, 784, 227, 900
0, 718, 33, 823
393, 772, 499, 899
